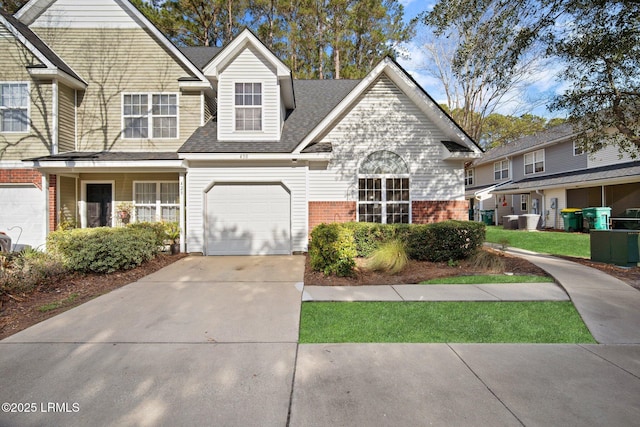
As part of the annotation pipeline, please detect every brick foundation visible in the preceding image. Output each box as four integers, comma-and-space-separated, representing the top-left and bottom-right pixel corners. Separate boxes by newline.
411, 200, 469, 223
308, 201, 356, 231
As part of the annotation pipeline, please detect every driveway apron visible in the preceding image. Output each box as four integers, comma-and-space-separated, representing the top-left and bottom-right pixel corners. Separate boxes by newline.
0, 255, 304, 427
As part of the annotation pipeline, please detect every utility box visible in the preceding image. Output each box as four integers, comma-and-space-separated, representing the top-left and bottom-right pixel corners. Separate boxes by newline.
503, 215, 519, 230
590, 230, 640, 267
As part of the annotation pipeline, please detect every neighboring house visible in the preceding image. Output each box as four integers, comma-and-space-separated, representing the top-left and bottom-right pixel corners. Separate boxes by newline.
0, 0, 481, 255
465, 123, 640, 229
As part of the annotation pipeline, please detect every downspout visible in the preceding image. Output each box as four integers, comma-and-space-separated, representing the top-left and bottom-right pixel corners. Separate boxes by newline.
536, 189, 545, 227
52, 79, 58, 154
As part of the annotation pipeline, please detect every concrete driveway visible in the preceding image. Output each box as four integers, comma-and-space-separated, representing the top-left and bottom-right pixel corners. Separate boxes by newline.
0, 256, 304, 427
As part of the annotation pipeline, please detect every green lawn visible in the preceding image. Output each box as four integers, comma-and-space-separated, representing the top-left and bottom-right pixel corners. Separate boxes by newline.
421, 275, 554, 284
299, 301, 595, 344
485, 226, 590, 258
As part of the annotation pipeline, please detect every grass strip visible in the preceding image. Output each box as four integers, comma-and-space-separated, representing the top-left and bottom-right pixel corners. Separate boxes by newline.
421, 275, 554, 284
485, 226, 590, 258
300, 301, 595, 344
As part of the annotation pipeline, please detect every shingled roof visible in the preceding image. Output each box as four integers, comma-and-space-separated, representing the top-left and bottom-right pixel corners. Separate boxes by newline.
0, 9, 84, 84
178, 79, 361, 153
179, 46, 222, 70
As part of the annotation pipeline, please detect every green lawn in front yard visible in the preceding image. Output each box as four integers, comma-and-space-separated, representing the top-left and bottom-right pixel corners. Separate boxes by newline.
299, 301, 595, 344
485, 226, 591, 258
421, 275, 554, 284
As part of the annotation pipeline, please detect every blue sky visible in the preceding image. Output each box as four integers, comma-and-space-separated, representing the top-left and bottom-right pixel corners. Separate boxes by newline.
397, 0, 567, 119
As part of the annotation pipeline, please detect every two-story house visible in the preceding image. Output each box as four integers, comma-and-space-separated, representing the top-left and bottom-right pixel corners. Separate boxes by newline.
0, 0, 482, 255
466, 123, 640, 229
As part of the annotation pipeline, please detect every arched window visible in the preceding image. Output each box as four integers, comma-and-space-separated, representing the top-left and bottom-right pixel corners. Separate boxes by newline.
358, 151, 410, 224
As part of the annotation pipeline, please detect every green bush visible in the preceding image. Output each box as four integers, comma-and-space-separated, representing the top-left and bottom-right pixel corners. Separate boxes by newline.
365, 240, 409, 274
126, 221, 168, 249
47, 226, 159, 273
309, 223, 357, 276
0, 248, 68, 295
309, 221, 485, 276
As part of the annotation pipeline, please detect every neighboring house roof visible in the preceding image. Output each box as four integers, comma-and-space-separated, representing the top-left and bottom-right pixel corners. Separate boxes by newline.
473, 123, 575, 166
0, 8, 86, 87
178, 79, 361, 153
179, 46, 222, 70
491, 160, 640, 193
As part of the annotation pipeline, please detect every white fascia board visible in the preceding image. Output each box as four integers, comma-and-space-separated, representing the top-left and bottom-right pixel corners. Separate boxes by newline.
178, 80, 213, 91
178, 152, 332, 161
28, 68, 87, 89
292, 59, 390, 154
25, 159, 187, 171
443, 152, 483, 161
202, 29, 291, 79
14, 0, 54, 23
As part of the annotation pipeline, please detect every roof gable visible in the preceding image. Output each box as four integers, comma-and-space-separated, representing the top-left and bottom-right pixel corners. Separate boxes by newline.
292, 57, 483, 156
15, 0, 210, 88
0, 8, 86, 88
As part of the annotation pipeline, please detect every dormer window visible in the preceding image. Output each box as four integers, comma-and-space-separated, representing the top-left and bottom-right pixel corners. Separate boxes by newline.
235, 83, 262, 131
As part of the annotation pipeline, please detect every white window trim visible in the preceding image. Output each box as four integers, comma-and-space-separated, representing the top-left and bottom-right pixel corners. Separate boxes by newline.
0, 81, 30, 133
357, 174, 412, 224
79, 180, 115, 229
233, 81, 263, 132
133, 180, 180, 223
493, 160, 509, 181
524, 149, 545, 175
573, 141, 584, 156
465, 168, 474, 186
121, 92, 180, 140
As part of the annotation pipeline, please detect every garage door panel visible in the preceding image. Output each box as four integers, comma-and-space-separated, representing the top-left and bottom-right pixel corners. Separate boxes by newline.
207, 184, 291, 255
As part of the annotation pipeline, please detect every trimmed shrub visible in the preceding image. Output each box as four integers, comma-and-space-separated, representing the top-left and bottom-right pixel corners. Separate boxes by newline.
407, 221, 486, 262
47, 226, 159, 273
126, 221, 168, 249
309, 223, 357, 276
343, 222, 411, 257
365, 240, 409, 274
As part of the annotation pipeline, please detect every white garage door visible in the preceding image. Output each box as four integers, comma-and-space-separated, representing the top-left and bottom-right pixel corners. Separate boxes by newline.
206, 183, 291, 255
0, 185, 45, 250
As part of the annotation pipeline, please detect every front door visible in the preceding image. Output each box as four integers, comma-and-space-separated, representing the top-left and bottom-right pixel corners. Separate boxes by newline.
86, 184, 112, 227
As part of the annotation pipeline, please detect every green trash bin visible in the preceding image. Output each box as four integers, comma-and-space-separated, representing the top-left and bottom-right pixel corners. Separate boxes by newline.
560, 208, 583, 232
582, 207, 611, 230
480, 210, 495, 225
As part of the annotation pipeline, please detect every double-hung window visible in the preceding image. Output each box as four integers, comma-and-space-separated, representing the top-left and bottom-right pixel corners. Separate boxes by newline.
494, 160, 509, 180
524, 149, 544, 174
1, 83, 29, 133
123, 93, 177, 139
358, 151, 410, 224
465, 168, 474, 186
133, 182, 179, 222
235, 83, 262, 131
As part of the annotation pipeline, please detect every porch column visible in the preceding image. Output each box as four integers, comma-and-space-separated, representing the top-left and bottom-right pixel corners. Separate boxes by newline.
179, 172, 186, 253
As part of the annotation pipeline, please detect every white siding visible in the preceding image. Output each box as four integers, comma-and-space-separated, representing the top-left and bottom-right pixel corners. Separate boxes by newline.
185, 163, 308, 254
544, 188, 566, 229
217, 46, 280, 141
32, 0, 139, 28
308, 75, 464, 202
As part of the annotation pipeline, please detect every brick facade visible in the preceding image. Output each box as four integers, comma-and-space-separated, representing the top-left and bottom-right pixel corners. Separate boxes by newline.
411, 200, 469, 223
48, 174, 57, 231
308, 201, 356, 230
0, 168, 43, 189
